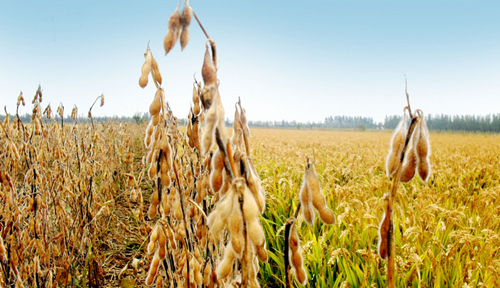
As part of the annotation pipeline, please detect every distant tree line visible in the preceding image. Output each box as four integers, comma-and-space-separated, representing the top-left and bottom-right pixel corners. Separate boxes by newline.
242, 116, 379, 131
383, 114, 500, 133
1, 113, 499, 133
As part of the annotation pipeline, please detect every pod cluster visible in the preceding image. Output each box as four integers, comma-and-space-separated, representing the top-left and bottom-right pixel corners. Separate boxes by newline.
163, 0, 193, 55
140, 8, 268, 285
0, 85, 133, 287
385, 110, 431, 182
287, 157, 336, 286
299, 158, 336, 226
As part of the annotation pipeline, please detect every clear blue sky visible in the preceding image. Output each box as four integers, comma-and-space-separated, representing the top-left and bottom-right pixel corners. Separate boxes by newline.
1, 0, 499, 123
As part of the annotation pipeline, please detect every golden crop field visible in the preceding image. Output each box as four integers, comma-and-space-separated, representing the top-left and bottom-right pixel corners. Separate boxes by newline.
1, 113, 499, 287
1, 2, 499, 287
250, 129, 500, 287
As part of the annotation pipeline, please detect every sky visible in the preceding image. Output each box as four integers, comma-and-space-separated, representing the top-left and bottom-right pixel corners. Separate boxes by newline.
0, 0, 499, 123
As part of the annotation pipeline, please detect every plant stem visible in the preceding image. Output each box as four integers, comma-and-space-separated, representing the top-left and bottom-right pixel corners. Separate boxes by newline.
192, 11, 210, 40
387, 115, 419, 288
172, 159, 192, 284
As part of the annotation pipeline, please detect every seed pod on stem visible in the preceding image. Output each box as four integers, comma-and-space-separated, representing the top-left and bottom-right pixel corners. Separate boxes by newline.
192, 116, 201, 151
416, 112, 431, 182
245, 158, 266, 213
242, 182, 265, 246
151, 56, 162, 85
207, 184, 235, 238
305, 158, 335, 225
187, 111, 194, 148
377, 193, 391, 260
299, 176, 315, 226
145, 252, 161, 285
216, 241, 236, 280
400, 125, 420, 183
256, 240, 268, 263
202, 100, 219, 155
229, 193, 245, 257
239, 107, 251, 138
164, 1, 182, 55
139, 50, 153, 88
210, 149, 224, 192
231, 106, 243, 145
202, 42, 217, 87
158, 226, 167, 260
192, 85, 201, 115
288, 222, 307, 285
179, 1, 192, 51
148, 176, 160, 217
386, 113, 407, 177
150, 89, 162, 116
203, 261, 212, 286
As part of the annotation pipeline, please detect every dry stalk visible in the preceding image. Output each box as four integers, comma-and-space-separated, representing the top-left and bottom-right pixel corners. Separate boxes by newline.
380, 84, 432, 287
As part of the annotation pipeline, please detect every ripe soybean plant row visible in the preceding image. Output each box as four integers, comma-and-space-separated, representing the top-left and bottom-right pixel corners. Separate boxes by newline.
137, 1, 432, 287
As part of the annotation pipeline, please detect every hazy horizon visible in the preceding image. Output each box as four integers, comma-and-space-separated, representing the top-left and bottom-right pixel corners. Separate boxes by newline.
1, 1, 499, 124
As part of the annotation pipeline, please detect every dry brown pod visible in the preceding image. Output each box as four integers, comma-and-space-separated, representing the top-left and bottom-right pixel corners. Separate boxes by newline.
187, 111, 194, 148
416, 114, 431, 182
239, 108, 251, 138
377, 193, 391, 260
386, 113, 407, 177
150, 89, 162, 116
139, 50, 153, 88
295, 266, 308, 286
216, 242, 236, 280
242, 183, 265, 246
145, 252, 160, 285
203, 261, 212, 286
400, 125, 420, 183
256, 240, 268, 263
202, 100, 219, 155
299, 179, 315, 226
201, 43, 217, 86
207, 184, 235, 238
289, 222, 300, 254
192, 116, 201, 151
192, 85, 201, 115
179, 1, 192, 51
163, 1, 182, 55
305, 159, 335, 225
210, 149, 224, 192
158, 227, 167, 260
289, 223, 307, 285
229, 196, 245, 257
151, 56, 162, 85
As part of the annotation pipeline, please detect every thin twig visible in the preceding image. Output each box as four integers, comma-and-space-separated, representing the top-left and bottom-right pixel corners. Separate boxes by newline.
172, 159, 193, 283
404, 75, 413, 119
387, 113, 419, 288
187, 198, 207, 219
192, 11, 210, 40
